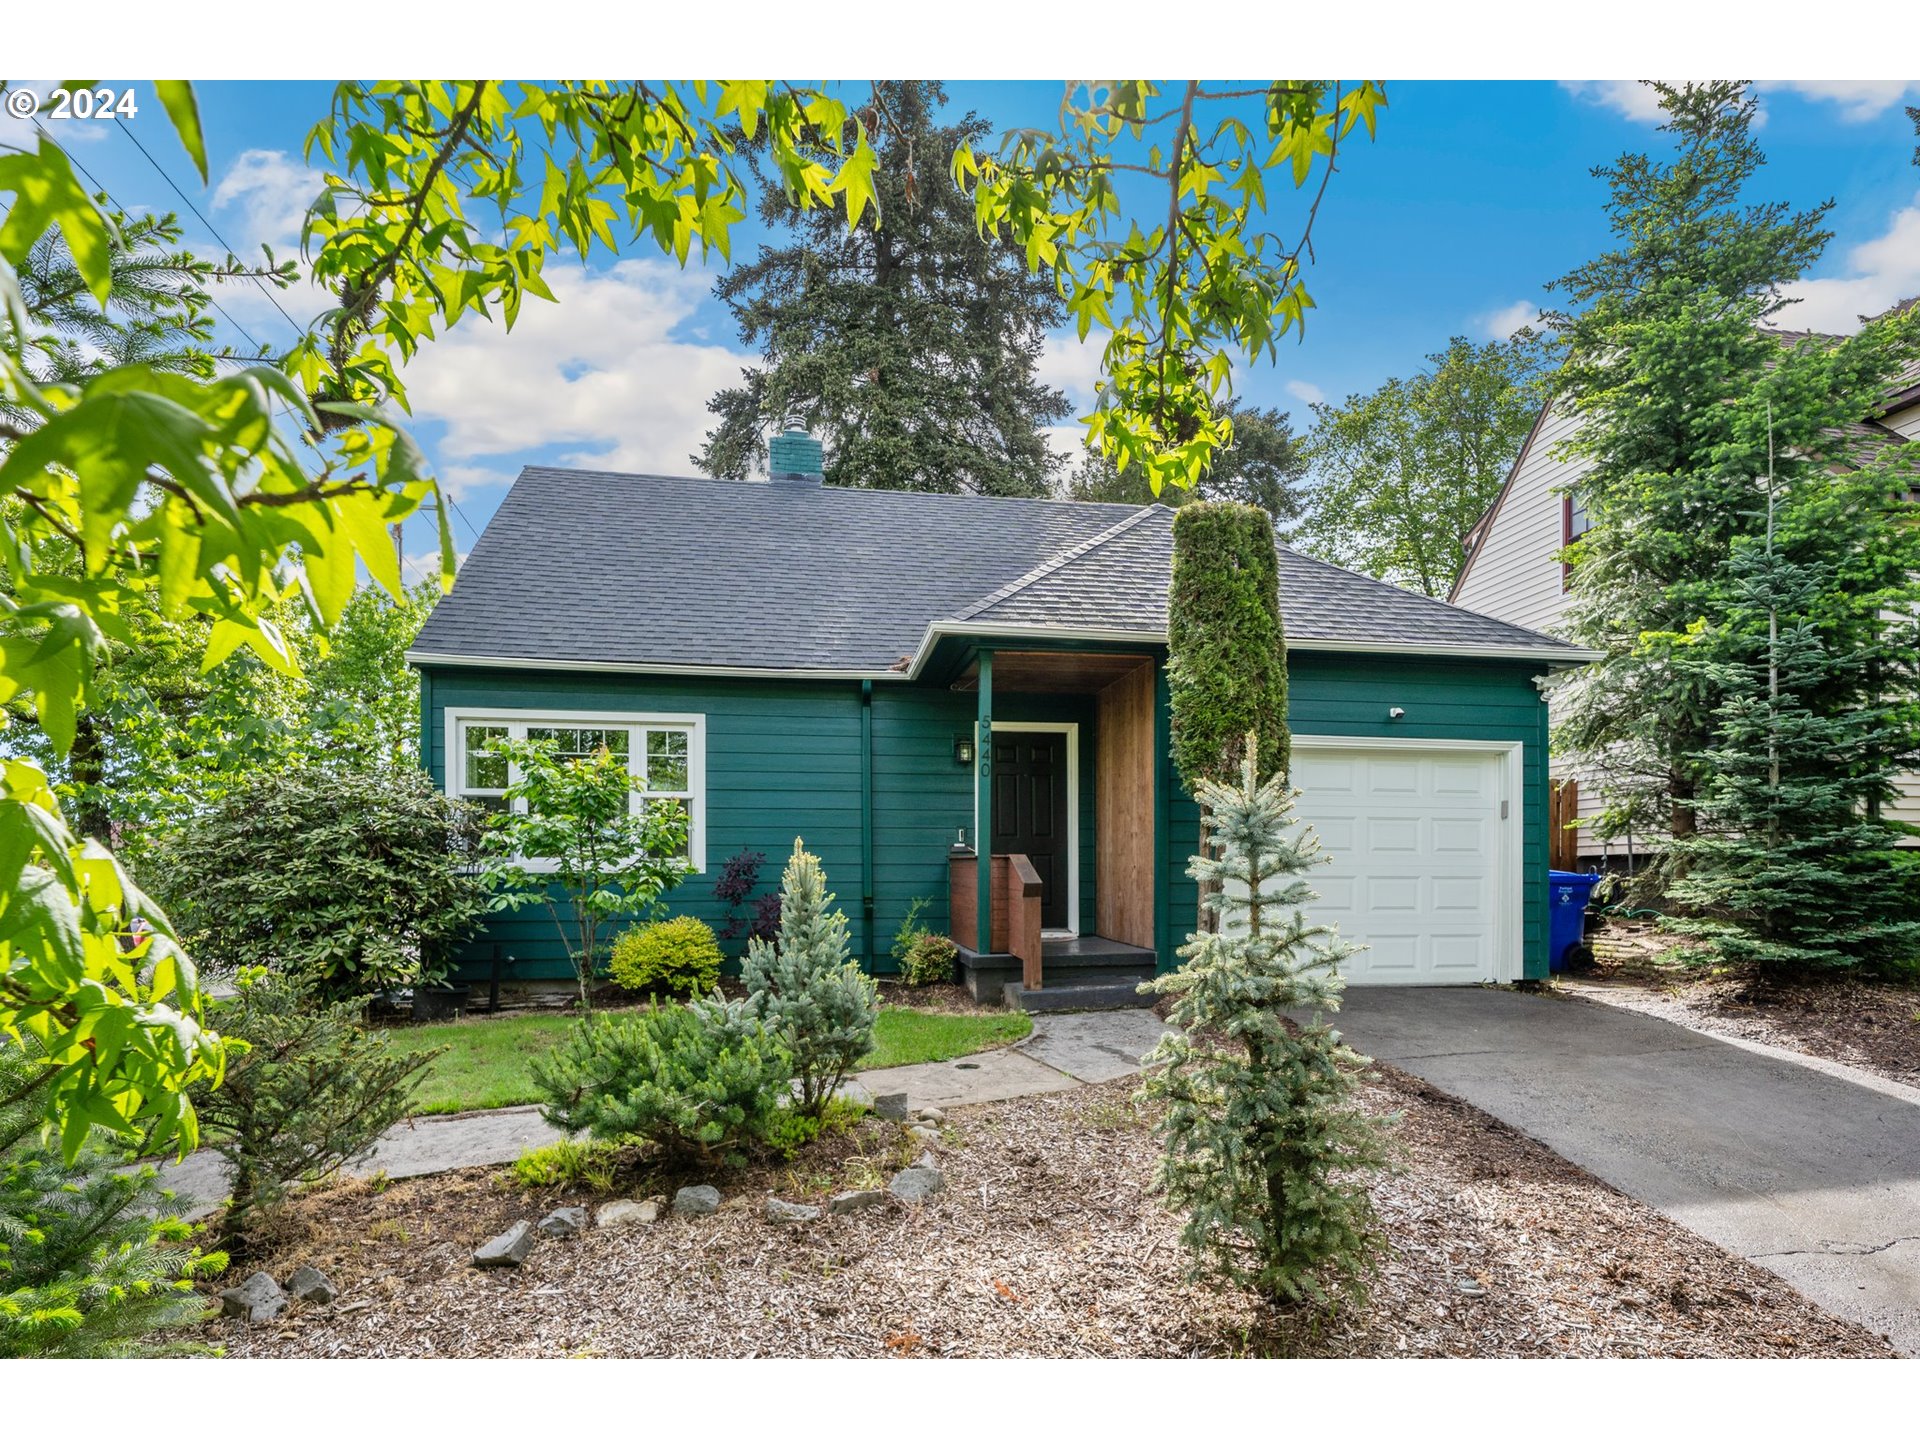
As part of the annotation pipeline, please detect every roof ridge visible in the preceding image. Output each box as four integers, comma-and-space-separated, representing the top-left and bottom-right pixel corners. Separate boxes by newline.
950, 505, 1168, 622
516, 465, 1144, 516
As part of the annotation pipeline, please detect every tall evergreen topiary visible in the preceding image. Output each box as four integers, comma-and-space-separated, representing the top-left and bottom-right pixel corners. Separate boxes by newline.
1139, 736, 1390, 1308
742, 840, 879, 1117
1168, 502, 1289, 790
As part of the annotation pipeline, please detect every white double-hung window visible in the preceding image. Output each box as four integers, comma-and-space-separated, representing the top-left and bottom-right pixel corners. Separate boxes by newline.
446, 708, 706, 872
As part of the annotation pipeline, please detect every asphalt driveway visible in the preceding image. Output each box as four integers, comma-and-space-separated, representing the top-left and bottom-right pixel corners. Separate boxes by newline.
1327, 986, 1920, 1354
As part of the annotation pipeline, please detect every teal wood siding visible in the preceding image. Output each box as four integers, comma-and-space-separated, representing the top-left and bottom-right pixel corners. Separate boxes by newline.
423, 644, 1555, 987
1153, 651, 1555, 979
426, 667, 866, 983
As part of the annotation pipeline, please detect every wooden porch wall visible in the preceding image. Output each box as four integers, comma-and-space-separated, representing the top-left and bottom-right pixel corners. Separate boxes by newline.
1095, 661, 1156, 949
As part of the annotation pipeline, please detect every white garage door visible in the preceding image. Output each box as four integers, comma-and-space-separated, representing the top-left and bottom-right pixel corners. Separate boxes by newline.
1289, 743, 1513, 985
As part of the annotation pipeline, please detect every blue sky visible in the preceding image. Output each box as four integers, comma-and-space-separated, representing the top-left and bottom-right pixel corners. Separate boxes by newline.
11, 79, 1919, 579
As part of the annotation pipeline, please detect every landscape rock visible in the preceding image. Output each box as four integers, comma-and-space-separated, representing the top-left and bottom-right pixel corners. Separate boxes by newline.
907, 1124, 939, 1143
673, 1184, 722, 1216
285, 1265, 337, 1305
828, 1188, 890, 1215
874, 1092, 911, 1121
538, 1206, 588, 1238
889, 1166, 946, 1203
914, 1107, 946, 1124
595, 1199, 659, 1228
219, 1271, 288, 1323
765, 1197, 821, 1224
472, 1219, 536, 1268
910, 1150, 941, 1173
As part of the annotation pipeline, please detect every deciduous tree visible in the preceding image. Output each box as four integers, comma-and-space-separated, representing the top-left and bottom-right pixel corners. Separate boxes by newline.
1297, 331, 1552, 596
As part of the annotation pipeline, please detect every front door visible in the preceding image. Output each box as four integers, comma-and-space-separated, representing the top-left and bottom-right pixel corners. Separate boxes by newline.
991, 730, 1070, 929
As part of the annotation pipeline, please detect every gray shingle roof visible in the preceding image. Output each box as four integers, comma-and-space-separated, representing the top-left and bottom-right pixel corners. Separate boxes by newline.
410, 467, 1584, 674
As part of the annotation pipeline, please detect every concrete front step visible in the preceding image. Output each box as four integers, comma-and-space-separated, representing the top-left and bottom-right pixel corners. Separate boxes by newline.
1003, 980, 1158, 1013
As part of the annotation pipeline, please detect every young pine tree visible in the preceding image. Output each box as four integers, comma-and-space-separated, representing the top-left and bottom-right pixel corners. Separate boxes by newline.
1, 1047, 224, 1357
1665, 404, 1920, 971
742, 840, 879, 1117
1138, 737, 1390, 1308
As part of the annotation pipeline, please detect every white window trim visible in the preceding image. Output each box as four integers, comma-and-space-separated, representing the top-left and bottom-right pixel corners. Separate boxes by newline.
445, 707, 708, 874
986, 721, 1080, 937
1291, 735, 1525, 984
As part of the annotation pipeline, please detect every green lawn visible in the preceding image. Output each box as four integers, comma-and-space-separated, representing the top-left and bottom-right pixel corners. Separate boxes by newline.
387, 1004, 1033, 1116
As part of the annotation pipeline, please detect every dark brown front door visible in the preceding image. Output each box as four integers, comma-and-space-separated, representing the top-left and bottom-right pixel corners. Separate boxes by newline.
991, 730, 1070, 929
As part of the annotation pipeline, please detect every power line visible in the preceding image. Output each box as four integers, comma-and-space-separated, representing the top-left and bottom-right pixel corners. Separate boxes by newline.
111, 114, 309, 344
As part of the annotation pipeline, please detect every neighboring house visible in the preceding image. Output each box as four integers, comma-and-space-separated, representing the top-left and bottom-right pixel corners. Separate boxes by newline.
1452, 314, 1920, 861
409, 432, 1589, 1006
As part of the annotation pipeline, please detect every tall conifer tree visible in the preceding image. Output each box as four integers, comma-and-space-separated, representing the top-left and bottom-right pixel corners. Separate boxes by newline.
697, 81, 1070, 495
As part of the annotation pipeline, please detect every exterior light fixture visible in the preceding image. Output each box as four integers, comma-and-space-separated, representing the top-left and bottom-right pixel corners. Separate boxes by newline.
954, 735, 976, 766
1388, 706, 1406, 720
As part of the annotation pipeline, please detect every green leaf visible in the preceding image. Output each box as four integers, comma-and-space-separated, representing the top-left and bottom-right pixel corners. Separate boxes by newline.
154, 81, 209, 183
0, 142, 116, 302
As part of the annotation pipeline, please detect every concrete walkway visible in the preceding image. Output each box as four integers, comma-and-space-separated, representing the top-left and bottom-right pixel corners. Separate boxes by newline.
1327, 986, 1920, 1355
161, 1010, 1172, 1217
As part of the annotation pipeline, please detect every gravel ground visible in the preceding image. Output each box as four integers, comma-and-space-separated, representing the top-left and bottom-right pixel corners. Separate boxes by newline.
1584, 921, 1920, 1086
204, 1064, 1891, 1358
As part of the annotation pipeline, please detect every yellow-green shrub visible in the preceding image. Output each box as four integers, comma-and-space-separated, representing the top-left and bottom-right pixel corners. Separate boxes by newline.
609, 915, 724, 997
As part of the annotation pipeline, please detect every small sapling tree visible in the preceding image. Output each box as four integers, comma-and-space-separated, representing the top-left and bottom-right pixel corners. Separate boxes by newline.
482, 738, 690, 1011
1139, 735, 1390, 1307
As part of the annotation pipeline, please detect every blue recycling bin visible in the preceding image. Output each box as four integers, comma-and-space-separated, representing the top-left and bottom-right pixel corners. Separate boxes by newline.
1547, 870, 1603, 973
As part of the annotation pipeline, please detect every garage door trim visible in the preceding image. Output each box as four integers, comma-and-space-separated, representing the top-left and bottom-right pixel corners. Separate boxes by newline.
1292, 735, 1524, 985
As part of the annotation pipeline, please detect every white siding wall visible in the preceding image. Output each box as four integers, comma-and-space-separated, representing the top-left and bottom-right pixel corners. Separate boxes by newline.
1885, 399, 1920, 442
1451, 403, 1589, 637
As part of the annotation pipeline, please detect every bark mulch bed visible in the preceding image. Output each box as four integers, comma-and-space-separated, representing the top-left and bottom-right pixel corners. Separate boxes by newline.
203, 1063, 1892, 1358
1580, 920, 1920, 1087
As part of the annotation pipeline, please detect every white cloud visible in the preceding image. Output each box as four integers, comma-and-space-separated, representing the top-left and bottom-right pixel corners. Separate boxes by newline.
1561, 81, 1675, 124
1564, 79, 1918, 126
1037, 329, 1106, 403
398, 258, 751, 474
213, 148, 321, 251
1762, 81, 1917, 122
1284, 379, 1326, 406
1041, 423, 1089, 470
1782, 193, 1920, 333
1479, 299, 1541, 340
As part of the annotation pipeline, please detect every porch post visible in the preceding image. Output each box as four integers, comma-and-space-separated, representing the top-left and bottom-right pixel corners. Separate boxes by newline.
975, 648, 993, 947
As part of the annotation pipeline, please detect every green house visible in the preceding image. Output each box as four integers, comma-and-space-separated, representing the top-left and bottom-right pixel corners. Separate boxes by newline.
409, 438, 1590, 1007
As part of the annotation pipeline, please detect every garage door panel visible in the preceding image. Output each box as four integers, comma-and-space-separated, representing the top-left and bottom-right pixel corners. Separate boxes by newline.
1364, 816, 1421, 852
1292, 745, 1506, 986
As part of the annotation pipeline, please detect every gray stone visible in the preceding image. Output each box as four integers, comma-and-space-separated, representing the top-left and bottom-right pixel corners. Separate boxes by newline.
889, 1166, 946, 1203
1455, 1278, 1489, 1298
538, 1205, 588, 1238
286, 1265, 336, 1305
595, 1198, 658, 1228
874, 1092, 910, 1121
828, 1188, 890, 1215
472, 1219, 536, 1268
910, 1150, 941, 1173
907, 1124, 939, 1143
219, 1270, 287, 1323
673, 1184, 721, 1216
914, 1107, 946, 1124
765, 1197, 821, 1224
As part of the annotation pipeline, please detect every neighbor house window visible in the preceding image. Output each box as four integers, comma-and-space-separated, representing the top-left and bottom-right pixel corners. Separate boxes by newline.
447, 709, 706, 871
1561, 489, 1591, 591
